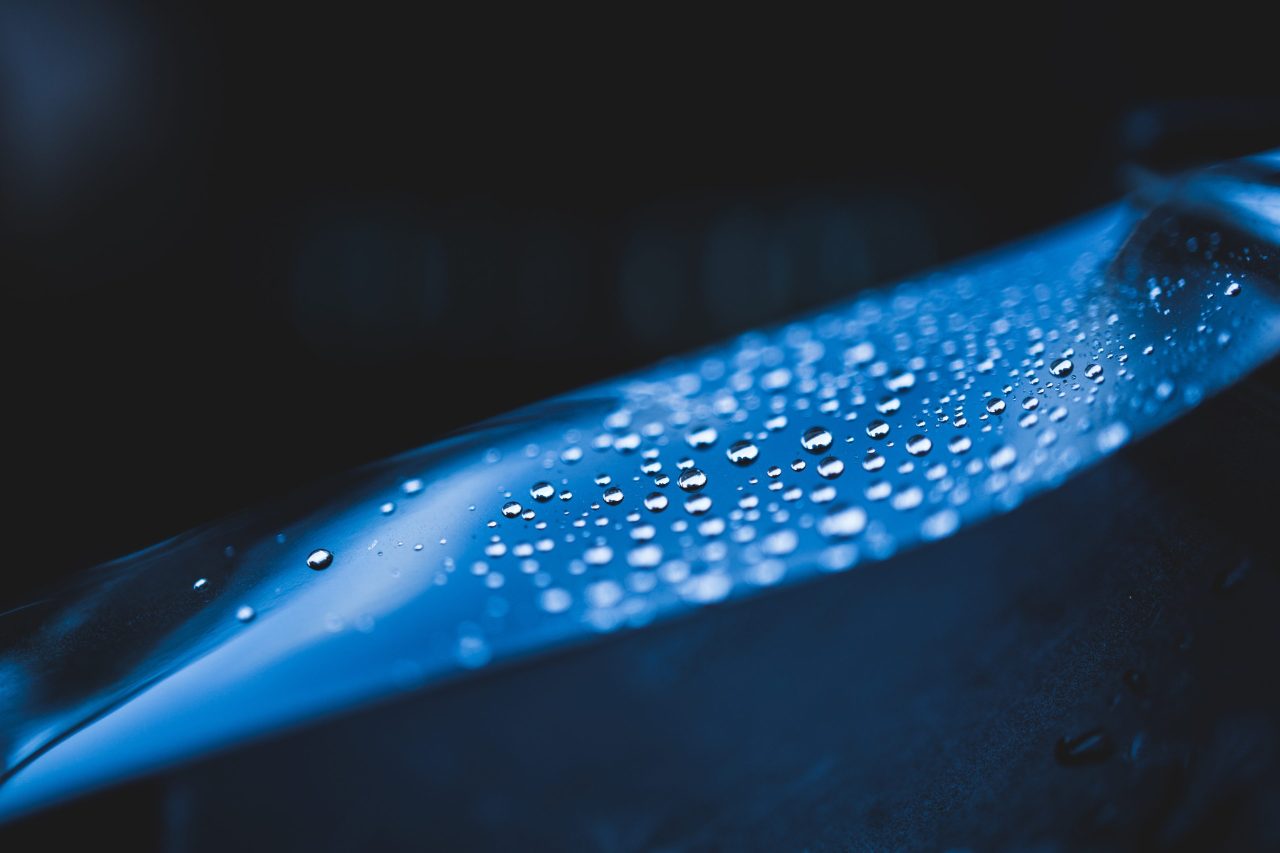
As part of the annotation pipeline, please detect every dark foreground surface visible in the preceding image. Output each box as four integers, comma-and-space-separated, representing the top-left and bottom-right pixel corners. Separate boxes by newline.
6, 359, 1279, 851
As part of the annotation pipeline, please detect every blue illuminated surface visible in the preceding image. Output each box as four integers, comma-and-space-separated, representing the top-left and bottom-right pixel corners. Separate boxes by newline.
1, 156, 1278, 821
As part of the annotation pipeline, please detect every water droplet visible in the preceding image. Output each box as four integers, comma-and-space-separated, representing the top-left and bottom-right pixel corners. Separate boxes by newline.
1083, 363, 1103, 381
1225, 281, 1241, 296
862, 449, 886, 470
540, 588, 571, 614
726, 440, 759, 466
766, 465, 782, 478
501, 501, 523, 518
891, 486, 923, 510
644, 492, 669, 512
1022, 396, 1039, 411
948, 435, 972, 454
594, 473, 612, 486
921, 509, 959, 539
816, 456, 845, 479
236, 605, 256, 623
401, 478, 424, 495
192, 578, 208, 590
886, 370, 916, 391
684, 494, 713, 515
790, 459, 807, 472
379, 501, 396, 516
905, 435, 933, 456
530, 482, 555, 502
819, 504, 867, 538
985, 397, 1006, 414
306, 548, 334, 570
686, 426, 719, 448
1049, 357, 1073, 377
677, 468, 708, 491
584, 545, 614, 566
876, 395, 901, 414
761, 529, 799, 556
1096, 422, 1130, 452
1054, 728, 1113, 766
801, 426, 834, 453
989, 445, 1017, 470
603, 486, 625, 505
865, 420, 890, 439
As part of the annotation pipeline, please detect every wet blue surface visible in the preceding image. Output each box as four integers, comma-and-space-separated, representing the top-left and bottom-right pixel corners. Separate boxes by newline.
1, 154, 1278, 828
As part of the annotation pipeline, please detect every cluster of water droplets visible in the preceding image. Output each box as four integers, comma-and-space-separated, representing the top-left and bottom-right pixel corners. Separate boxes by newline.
222, 208, 1277, 673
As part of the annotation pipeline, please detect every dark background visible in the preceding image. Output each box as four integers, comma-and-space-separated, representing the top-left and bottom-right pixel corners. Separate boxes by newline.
3, 5, 1278, 606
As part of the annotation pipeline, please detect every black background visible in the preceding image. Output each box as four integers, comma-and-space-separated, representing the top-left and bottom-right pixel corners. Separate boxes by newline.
3, 5, 1278, 606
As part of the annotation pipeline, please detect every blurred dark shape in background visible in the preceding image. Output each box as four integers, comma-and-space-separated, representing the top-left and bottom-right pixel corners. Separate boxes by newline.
2, 3, 1278, 606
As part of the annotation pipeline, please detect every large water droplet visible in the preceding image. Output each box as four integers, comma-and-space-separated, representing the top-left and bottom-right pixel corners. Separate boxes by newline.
677, 468, 708, 491
726, 440, 759, 466
643, 492, 669, 512
905, 435, 932, 456
686, 426, 719, 449
684, 494, 713, 515
816, 456, 845, 479
801, 426, 834, 453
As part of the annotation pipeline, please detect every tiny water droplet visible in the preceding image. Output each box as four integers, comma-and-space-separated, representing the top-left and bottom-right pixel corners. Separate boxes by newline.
865, 420, 890, 439
306, 548, 334, 570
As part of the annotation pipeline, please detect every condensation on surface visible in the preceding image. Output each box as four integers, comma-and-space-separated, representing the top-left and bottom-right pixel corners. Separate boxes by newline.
1, 158, 1279, 820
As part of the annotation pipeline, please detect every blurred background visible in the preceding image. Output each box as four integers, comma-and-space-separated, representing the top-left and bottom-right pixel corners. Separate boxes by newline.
3, 3, 1278, 606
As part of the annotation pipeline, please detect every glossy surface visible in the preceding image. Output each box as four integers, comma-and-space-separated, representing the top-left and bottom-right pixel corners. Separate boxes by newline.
2, 154, 1278, 823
